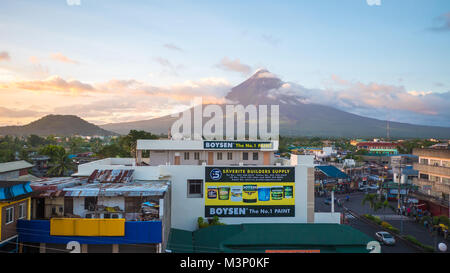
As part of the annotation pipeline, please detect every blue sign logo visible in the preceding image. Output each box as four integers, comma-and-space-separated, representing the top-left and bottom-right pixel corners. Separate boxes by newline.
210, 168, 222, 181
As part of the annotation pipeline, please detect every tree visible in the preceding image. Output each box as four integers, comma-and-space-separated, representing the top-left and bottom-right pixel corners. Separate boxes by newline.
362, 193, 378, 214
120, 130, 159, 157
47, 148, 74, 177
40, 145, 66, 160
27, 134, 46, 147
68, 137, 85, 154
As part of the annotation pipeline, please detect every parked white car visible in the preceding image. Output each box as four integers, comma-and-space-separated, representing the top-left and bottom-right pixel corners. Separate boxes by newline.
375, 231, 396, 245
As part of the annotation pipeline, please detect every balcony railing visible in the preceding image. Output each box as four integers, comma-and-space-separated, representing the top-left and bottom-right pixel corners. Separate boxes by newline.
413, 163, 450, 177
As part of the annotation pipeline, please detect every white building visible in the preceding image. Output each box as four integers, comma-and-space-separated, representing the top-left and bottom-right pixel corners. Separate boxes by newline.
73, 140, 340, 231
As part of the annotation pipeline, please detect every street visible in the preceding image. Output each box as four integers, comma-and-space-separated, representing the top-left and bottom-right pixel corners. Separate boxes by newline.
315, 191, 449, 253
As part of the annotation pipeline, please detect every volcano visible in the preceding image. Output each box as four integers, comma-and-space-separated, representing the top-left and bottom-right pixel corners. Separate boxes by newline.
100, 70, 450, 138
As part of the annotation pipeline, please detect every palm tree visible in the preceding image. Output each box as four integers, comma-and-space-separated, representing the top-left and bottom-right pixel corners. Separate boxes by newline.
47, 149, 74, 177
362, 193, 378, 214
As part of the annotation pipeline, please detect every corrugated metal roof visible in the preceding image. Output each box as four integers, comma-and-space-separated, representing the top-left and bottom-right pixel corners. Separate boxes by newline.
8, 174, 40, 182
62, 180, 170, 197
30, 177, 88, 193
315, 165, 348, 179
87, 169, 134, 183
0, 160, 33, 173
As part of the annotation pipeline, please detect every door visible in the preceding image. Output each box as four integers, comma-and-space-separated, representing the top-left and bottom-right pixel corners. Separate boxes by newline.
174, 155, 180, 165
263, 152, 271, 165
64, 198, 73, 215
208, 152, 214, 165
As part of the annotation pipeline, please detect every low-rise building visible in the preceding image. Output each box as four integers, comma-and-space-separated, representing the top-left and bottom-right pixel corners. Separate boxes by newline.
18, 170, 172, 253
0, 181, 33, 252
411, 148, 450, 217
356, 142, 399, 155
0, 160, 39, 182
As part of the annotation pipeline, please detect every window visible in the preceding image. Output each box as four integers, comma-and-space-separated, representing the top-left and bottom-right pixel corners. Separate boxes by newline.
194, 152, 200, 160
419, 173, 429, 180
243, 152, 248, 160
430, 159, 440, 166
84, 197, 97, 211
18, 203, 25, 219
227, 152, 233, 160
187, 179, 203, 198
217, 152, 223, 160
6, 207, 14, 224
420, 158, 428, 165
103, 213, 111, 219
184, 152, 190, 160
253, 152, 259, 160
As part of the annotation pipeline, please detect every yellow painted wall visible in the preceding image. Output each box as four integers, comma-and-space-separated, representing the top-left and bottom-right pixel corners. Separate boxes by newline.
0, 197, 31, 241
50, 218, 125, 236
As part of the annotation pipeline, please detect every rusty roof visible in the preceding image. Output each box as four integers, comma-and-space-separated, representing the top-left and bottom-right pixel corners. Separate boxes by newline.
62, 180, 170, 197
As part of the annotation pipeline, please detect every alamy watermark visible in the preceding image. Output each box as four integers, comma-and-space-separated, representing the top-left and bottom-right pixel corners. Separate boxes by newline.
170, 97, 279, 141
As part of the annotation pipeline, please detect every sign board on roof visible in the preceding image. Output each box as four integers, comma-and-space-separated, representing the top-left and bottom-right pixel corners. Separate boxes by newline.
204, 166, 295, 217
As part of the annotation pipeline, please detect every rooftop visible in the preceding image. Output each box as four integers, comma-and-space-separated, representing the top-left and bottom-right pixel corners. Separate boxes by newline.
0, 181, 33, 201
62, 180, 170, 197
30, 177, 88, 192
0, 160, 34, 174
137, 139, 278, 151
167, 223, 373, 253
315, 165, 348, 179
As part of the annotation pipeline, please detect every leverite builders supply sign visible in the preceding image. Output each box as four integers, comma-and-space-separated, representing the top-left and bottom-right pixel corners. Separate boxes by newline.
204, 166, 295, 217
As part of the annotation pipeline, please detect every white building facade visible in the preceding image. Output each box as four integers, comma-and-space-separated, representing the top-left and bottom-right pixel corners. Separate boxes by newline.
74, 140, 339, 231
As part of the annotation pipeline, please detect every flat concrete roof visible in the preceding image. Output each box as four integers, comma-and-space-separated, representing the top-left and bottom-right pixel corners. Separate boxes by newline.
137, 139, 278, 151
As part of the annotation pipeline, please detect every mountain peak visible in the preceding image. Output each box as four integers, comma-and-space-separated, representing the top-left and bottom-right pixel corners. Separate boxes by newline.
0, 114, 117, 136
225, 68, 283, 104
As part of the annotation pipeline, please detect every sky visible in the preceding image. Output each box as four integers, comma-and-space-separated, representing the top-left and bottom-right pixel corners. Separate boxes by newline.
0, 0, 449, 127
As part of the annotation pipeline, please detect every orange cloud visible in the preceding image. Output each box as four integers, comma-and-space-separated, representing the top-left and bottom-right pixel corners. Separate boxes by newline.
50, 52, 79, 64
3, 75, 95, 94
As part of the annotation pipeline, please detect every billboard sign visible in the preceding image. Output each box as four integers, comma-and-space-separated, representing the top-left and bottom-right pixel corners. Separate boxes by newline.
203, 141, 273, 150
205, 166, 295, 217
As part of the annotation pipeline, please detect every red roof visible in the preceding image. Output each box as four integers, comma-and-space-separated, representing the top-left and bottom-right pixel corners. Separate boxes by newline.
357, 142, 398, 147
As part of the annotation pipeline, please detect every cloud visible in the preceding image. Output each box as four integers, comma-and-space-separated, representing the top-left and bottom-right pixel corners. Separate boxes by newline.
0, 73, 232, 125
29, 56, 40, 64
3, 75, 96, 94
0, 106, 42, 118
366, 0, 381, 6
66, 0, 81, 6
267, 74, 450, 126
163, 43, 183, 52
428, 12, 450, 32
154, 57, 184, 76
51, 52, 79, 64
0, 51, 10, 62
216, 57, 252, 76
261, 34, 280, 46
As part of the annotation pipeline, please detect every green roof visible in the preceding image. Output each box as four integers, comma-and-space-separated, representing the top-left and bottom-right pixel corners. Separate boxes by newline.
166, 228, 194, 253
382, 182, 418, 190
167, 223, 373, 253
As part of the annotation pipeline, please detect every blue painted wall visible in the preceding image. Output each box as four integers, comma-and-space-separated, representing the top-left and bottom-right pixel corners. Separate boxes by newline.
17, 220, 162, 244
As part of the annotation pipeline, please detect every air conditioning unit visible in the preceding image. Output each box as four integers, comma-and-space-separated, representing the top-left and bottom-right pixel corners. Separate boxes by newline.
51, 205, 64, 216
103, 213, 121, 219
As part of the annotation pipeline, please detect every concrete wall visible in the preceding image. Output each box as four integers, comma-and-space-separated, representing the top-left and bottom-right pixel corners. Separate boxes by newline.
0, 170, 19, 180
140, 165, 312, 231
148, 150, 269, 166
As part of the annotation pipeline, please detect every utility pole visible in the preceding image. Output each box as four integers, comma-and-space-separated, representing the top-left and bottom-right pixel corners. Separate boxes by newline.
397, 160, 404, 234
